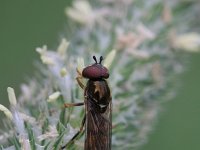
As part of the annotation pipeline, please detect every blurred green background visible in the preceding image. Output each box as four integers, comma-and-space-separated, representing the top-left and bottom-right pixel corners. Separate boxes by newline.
0, 1, 200, 150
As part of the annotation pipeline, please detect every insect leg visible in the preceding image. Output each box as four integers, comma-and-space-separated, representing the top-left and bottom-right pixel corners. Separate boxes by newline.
63, 102, 84, 108
76, 68, 85, 89
61, 115, 86, 149
76, 76, 85, 89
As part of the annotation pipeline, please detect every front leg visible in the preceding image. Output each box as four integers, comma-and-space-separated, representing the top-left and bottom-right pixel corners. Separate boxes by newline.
76, 68, 85, 89
76, 76, 85, 90
63, 69, 85, 108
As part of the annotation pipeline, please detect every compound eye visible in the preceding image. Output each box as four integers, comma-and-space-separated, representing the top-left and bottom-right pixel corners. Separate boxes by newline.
82, 64, 109, 79
82, 56, 109, 80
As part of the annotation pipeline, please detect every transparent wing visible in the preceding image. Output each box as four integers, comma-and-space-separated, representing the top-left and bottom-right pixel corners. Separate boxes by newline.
85, 97, 112, 150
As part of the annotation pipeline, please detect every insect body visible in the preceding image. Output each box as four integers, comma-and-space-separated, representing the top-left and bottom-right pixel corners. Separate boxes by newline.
83, 56, 112, 150
61, 56, 112, 150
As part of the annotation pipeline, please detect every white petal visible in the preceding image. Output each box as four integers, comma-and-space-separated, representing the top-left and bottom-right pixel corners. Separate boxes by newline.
137, 24, 155, 39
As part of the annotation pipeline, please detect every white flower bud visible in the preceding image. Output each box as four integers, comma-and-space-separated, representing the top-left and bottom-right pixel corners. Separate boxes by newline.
0, 104, 13, 120
60, 67, 68, 77
47, 92, 61, 103
36, 45, 47, 55
41, 55, 55, 65
7, 87, 17, 106
57, 38, 69, 56
77, 57, 85, 75
66, 1, 93, 25
103, 49, 116, 69
173, 33, 200, 52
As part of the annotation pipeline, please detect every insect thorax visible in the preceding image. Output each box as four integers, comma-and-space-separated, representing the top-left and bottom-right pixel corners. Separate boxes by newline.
85, 79, 111, 111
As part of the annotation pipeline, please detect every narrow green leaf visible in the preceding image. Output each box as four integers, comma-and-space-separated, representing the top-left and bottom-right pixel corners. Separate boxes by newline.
56, 121, 66, 135
59, 108, 66, 125
9, 136, 21, 150
25, 122, 37, 150
41, 118, 49, 145
44, 141, 51, 150
53, 131, 65, 150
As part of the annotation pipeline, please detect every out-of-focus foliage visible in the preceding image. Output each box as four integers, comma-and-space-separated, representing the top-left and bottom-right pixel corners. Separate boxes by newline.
0, 0, 200, 150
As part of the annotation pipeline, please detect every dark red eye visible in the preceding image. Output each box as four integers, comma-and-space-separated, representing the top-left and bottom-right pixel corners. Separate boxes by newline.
82, 56, 109, 80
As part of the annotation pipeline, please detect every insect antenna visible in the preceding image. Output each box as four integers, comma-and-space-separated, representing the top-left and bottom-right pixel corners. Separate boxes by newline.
93, 56, 98, 64
99, 56, 103, 64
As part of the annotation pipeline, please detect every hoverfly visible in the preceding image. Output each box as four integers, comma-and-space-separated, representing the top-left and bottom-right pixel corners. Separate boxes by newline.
61, 56, 112, 150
